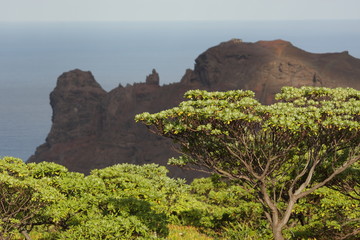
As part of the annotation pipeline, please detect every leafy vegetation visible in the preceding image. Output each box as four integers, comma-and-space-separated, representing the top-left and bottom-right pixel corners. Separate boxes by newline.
136, 87, 360, 240
0, 157, 359, 239
167, 225, 214, 240
0, 158, 62, 240
1, 87, 359, 239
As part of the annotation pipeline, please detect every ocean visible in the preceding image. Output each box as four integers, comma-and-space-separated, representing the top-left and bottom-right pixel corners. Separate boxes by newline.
0, 20, 359, 161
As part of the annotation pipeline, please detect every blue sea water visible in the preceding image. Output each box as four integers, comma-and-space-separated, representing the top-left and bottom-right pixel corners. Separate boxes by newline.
0, 20, 359, 161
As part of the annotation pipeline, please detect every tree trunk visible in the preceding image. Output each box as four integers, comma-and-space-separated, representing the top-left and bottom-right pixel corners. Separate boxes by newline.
272, 224, 285, 240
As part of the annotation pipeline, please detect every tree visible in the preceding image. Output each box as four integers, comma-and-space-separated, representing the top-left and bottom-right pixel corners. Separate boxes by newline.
187, 176, 271, 239
0, 157, 62, 240
33, 163, 179, 239
291, 186, 360, 239
2, 158, 184, 239
135, 87, 360, 240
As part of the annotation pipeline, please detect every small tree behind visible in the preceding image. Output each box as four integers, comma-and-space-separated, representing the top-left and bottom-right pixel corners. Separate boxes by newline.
136, 87, 360, 240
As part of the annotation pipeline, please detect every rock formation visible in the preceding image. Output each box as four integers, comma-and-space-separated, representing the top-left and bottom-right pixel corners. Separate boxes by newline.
28, 39, 360, 179
145, 69, 160, 85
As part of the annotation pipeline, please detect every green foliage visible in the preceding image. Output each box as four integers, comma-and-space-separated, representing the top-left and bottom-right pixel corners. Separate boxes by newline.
1, 156, 359, 239
0, 157, 63, 240
288, 187, 360, 240
1, 160, 184, 239
167, 225, 214, 240
136, 87, 360, 240
40, 163, 183, 239
185, 177, 272, 239
2, 87, 359, 240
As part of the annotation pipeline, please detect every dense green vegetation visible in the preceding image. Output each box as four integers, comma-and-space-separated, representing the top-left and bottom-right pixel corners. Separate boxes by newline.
136, 87, 360, 240
0, 157, 267, 239
1, 87, 359, 239
0, 157, 359, 239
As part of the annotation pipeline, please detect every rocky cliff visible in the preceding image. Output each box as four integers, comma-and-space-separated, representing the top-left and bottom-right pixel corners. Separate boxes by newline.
28, 39, 360, 179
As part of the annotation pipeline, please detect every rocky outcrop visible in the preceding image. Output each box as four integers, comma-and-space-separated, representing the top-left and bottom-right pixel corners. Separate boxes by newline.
29, 70, 202, 178
145, 69, 160, 86
28, 39, 360, 179
184, 39, 360, 103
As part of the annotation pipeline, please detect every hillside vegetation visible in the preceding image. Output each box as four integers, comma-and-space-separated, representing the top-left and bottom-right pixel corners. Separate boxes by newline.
2, 157, 359, 240
1, 87, 360, 239
136, 86, 360, 240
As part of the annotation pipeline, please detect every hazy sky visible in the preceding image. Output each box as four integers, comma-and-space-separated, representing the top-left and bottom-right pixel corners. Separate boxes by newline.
1, 0, 359, 22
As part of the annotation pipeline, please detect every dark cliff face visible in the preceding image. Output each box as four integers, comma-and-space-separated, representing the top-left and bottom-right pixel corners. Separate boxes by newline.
28, 39, 360, 179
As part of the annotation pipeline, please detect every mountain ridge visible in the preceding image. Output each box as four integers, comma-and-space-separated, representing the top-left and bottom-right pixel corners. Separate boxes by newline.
28, 39, 360, 179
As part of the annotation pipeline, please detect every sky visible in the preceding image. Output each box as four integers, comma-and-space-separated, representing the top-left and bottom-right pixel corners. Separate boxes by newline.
0, 0, 359, 22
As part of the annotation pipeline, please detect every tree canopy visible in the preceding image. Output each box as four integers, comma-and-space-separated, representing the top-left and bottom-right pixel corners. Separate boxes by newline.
136, 87, 360, 240
0, 157, 62, 240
